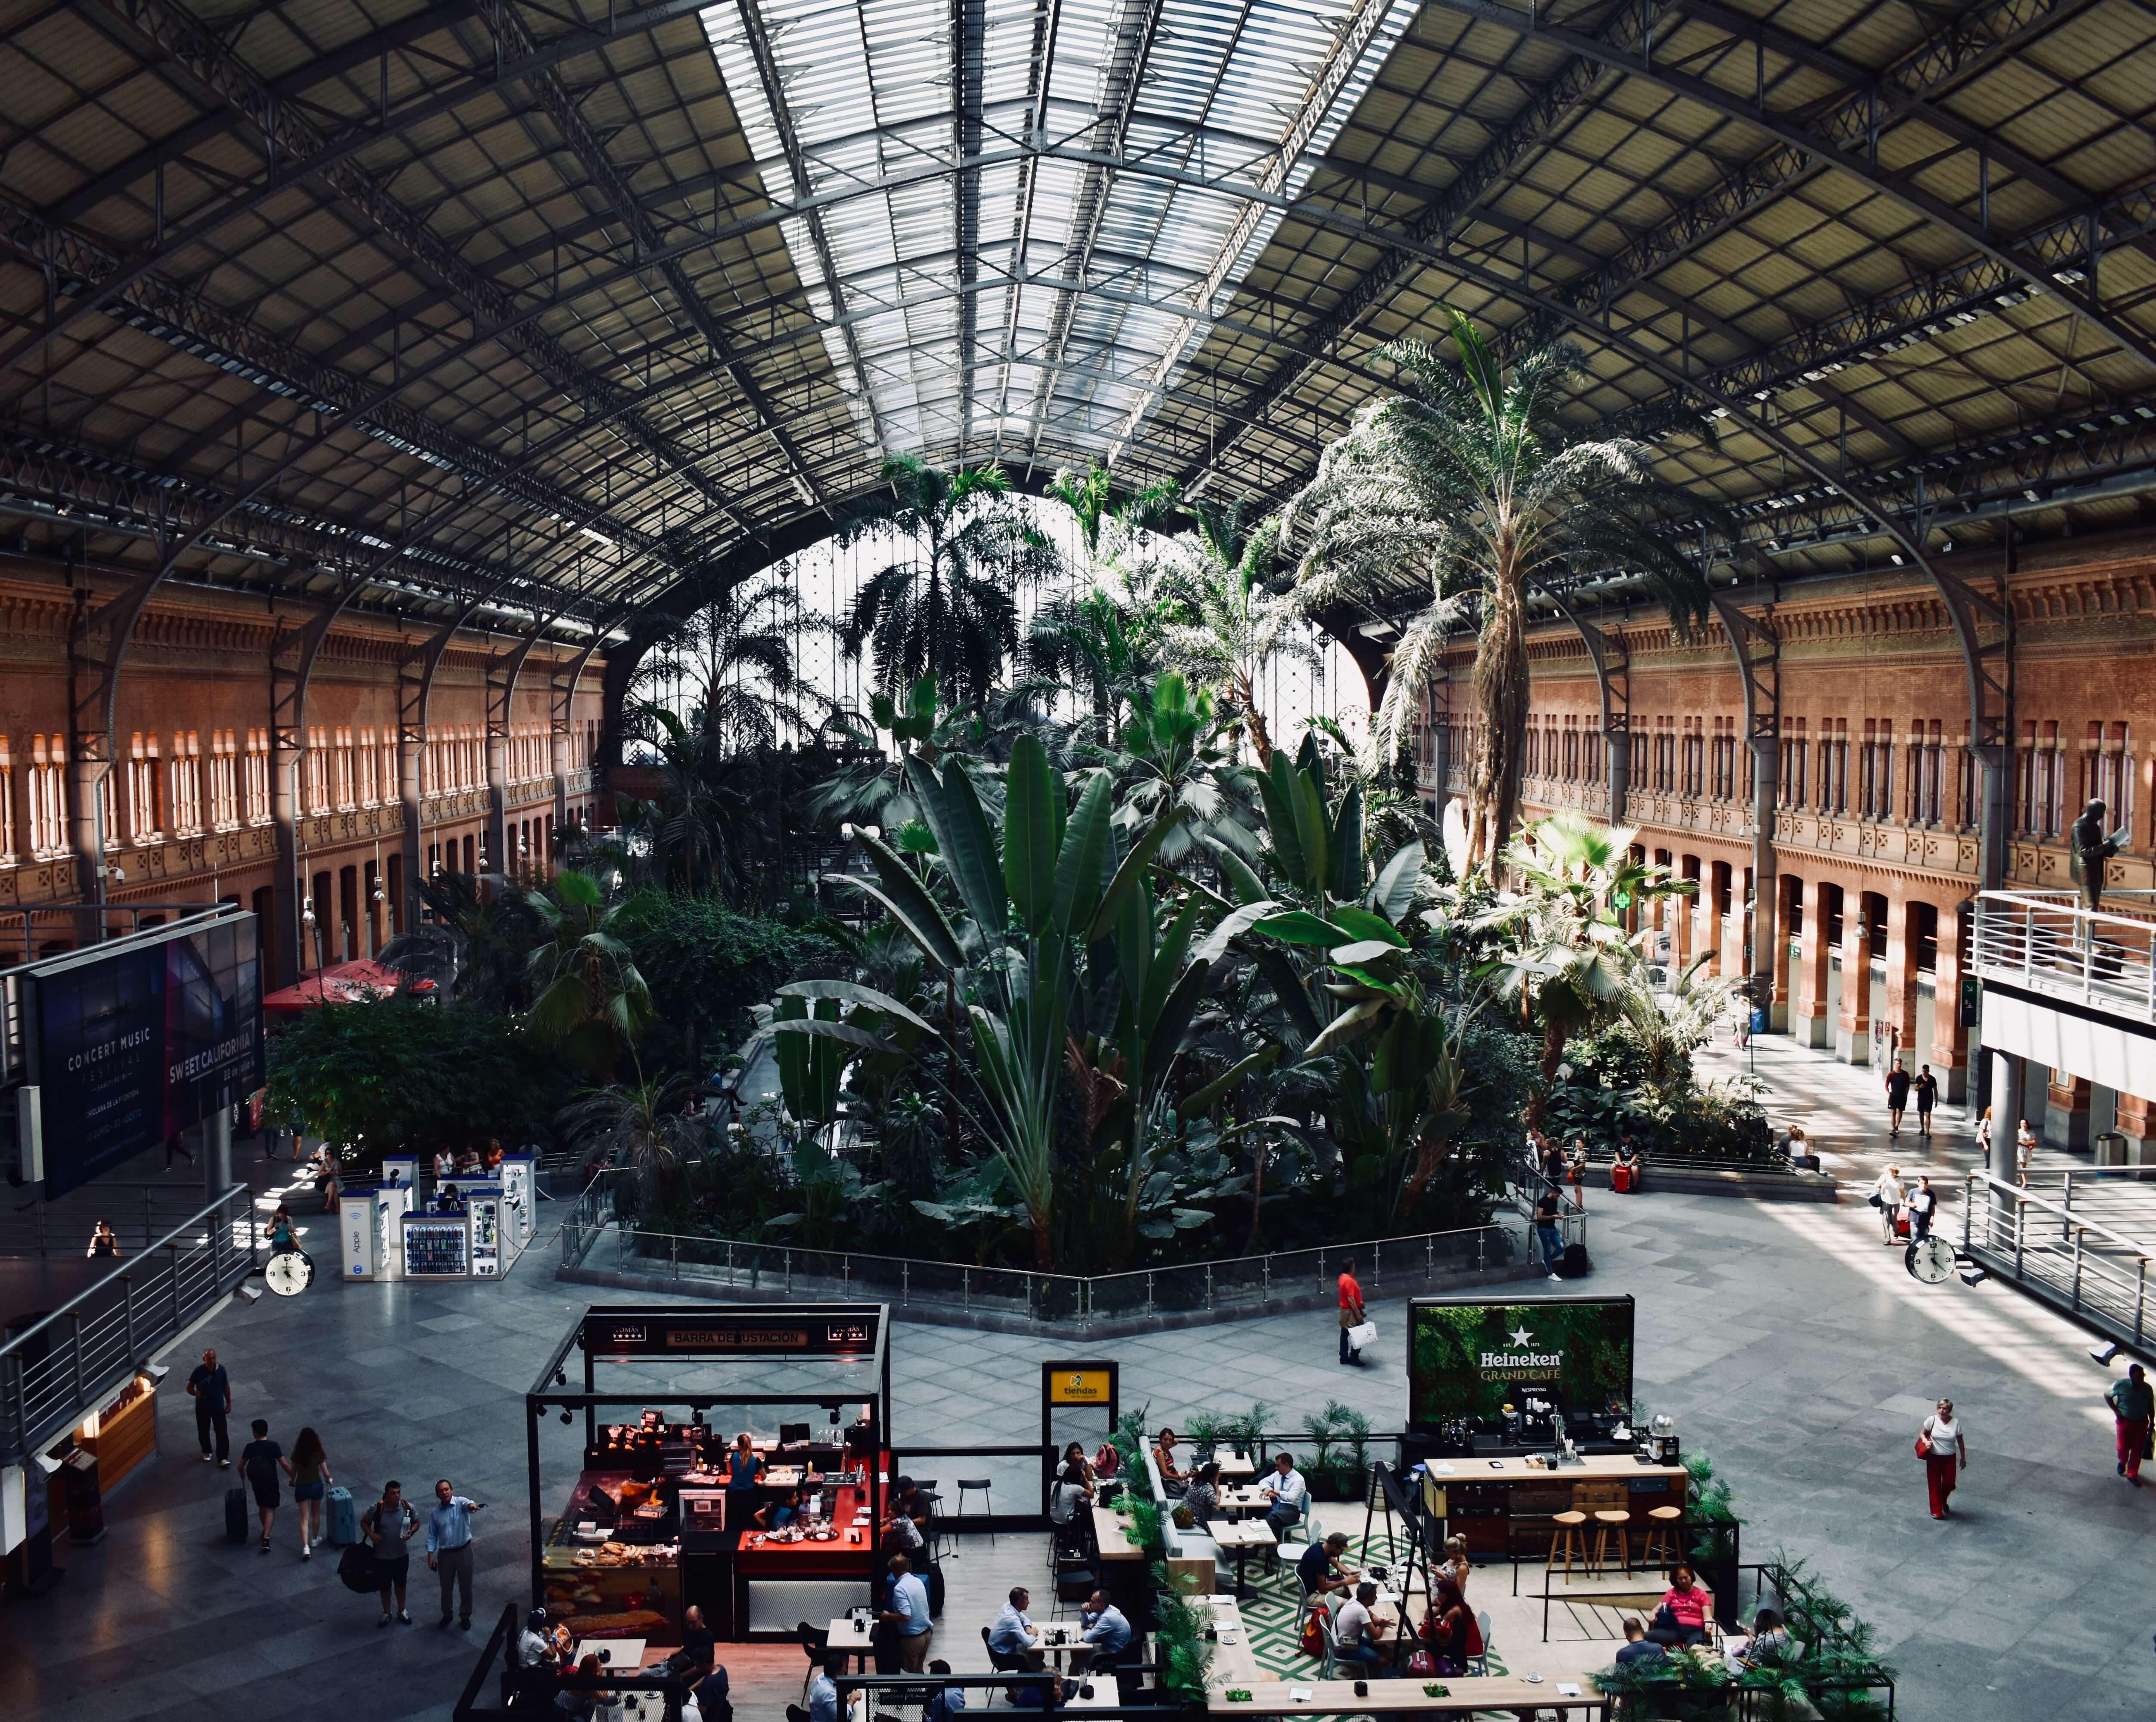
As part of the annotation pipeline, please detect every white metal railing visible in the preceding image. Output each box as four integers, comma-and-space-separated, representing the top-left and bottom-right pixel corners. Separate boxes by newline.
0, 1184, 257, 1463
1970, 889, 2156, 1025
1961, 1171, 2154, 1347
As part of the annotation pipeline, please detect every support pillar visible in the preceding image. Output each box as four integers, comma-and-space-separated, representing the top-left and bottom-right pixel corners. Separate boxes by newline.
1882, 896, 1920, 1074
204, 1106, 232, 1197
1607, 722, 1629, 825
398, 722, 425, 932
1835, 907, 1871, 1065
1796, 882, 1832, 1048
2117, 1093, 2156, 1170
1992, 1051, 2025, 1179
269, 733, 302, 985
2044, 1074, 2092, 1152
1770, 874, 1796, 1032
1930, 899, 1973, 1103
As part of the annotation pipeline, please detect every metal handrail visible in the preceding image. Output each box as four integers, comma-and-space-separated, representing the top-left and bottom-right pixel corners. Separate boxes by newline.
1960, 1171, 2150, 1259
0, 1183, 254, 1359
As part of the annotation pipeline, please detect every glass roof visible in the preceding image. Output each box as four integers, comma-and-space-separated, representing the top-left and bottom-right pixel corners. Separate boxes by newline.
701, 0, 1416, 466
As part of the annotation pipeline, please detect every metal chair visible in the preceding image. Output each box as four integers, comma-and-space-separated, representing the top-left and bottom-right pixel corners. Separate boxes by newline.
954, 1478, 995, 1547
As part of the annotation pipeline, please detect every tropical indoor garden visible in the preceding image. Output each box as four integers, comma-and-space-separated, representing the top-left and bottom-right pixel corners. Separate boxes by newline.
266, 319, 1772, 1283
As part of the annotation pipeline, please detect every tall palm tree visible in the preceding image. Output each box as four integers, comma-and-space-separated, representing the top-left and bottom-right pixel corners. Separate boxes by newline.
525, 867, 655, 1080
1141, 499, 1316, 767
838, 453, 1064, 708
1285, 310, 1716, 869
635, 572, 819, 762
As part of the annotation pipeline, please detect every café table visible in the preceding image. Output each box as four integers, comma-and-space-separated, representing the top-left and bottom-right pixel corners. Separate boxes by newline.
1207, 1675, 1603, 1715
1200, 1596, 1261, 1686
828, 1615, 876, 1672
1210, 1518, 1276, 1598
1215, 1451, 1257, 1482
1214, 1485, 1271, 1518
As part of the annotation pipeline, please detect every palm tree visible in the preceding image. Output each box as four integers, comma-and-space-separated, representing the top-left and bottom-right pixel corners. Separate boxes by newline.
1141, 499, 1316, 767
839, 453, 1064, 708
524, 868, 655, 1080
1285, 309, 1716, 869
557, 1072, 705, 1207
635, 571, 819, 762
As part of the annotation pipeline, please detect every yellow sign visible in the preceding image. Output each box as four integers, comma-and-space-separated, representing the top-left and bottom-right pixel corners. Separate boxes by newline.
1050, 1369, 1112, 1405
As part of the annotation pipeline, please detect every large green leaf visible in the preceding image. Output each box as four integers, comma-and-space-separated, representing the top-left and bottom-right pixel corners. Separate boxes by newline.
1140, 894, 1204, 1034
1255, 947, 1321, 1045
1328, 905, 1409, 948
1368, 841, 1425, 923
1142, 957, 1212, 1090
1305, 997, 1388, 1057
1256, 755, 1306, 887
1255, 910, 1353, 946
769, 1017, 899, 1057
1086, 811, 1182, 943
1053, 772, 1114, 934
1176, 1047, 1278, 1118
916, 758, 1006, 934
1193, 900, 1278, 966
776, 979, 937, 1035
1327, 779, 1364, 900
1200, 836, 1270, 907
835, 835, 964, 969
1288, 760, 1331, 897
1003, 732, 1059, 934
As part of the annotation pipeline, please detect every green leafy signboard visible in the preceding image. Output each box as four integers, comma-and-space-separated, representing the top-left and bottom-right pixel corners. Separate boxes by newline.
1407, 1296, 1634, 1425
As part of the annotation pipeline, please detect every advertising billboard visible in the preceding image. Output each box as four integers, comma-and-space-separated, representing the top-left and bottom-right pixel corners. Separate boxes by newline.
1406, 1295, 1635, 1427
29, 916, 262, 1197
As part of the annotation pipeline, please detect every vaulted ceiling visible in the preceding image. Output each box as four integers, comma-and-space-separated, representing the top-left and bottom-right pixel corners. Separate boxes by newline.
3, 0, 2153, 644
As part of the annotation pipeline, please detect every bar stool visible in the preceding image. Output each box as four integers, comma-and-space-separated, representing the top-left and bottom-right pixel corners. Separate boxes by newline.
1641, 1505, 1683, 1570
1547, 1509, 1589, 1578
955, 1478, 995, 1547
1591, 1508, 1632, 1574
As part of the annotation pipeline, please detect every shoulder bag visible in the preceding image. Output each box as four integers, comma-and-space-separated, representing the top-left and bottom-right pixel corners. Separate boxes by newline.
1914, 1418, 1933, 1459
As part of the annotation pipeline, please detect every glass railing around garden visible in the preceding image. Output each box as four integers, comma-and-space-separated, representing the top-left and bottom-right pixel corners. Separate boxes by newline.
560, 1178, 1526, 1330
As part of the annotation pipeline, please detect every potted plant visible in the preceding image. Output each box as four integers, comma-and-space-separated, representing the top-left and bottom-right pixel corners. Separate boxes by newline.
1185, 1409, 1225, 1465
1301, 1402, 1366, 1500
1682, 1454, 1742, 1624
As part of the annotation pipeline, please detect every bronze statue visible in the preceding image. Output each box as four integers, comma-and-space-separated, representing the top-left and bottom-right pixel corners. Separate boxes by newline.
2070, 798, 2127, 913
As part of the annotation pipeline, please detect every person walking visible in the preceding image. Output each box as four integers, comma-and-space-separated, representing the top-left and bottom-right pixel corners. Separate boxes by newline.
289, 1426, 332, 1557
1884, 1061, 1912, 1140
1337, 1258, 1367, 1366
87, 1220, 120, 1258
427, 1477, 486, 1629
1973, 1108, 1992, 1165
1906, 1175, 1938, 1242
186, 1347, 231, 1467
1913, 1065, 1939, 1138
238, 1418, 291, 1554
1535, 1185, 1564, 1279
1918, 1399, 1967, 1520
880, 1552, 933, 1672
364, 1481, 419, 1626
2106, 1363, 2153, 1488
1869, 1166, 1906, 1246
2015, 1118, 2036, 1186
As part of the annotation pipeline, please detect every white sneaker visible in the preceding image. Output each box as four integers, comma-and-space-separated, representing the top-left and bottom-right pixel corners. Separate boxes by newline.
302, 1546, 312, 1561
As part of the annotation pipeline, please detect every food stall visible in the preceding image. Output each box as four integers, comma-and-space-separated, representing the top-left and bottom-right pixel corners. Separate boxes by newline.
525, 1304, 891, 1645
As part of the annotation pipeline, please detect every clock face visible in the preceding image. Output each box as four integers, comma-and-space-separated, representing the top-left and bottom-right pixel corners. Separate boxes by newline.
1905, 1237, 1956, 1285
265, 1249, 314, 1297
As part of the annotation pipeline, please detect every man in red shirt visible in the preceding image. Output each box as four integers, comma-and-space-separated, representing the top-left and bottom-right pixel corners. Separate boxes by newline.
1338, 1261, 1366, 1365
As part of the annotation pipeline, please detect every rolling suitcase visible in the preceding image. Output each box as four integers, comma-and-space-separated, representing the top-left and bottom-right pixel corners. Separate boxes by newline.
325, 1484, 358, 1546
225, 1486, 249, 1545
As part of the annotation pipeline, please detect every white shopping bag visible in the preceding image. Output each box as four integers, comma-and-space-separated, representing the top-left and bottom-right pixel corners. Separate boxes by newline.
1346, 1320, 1377, 1350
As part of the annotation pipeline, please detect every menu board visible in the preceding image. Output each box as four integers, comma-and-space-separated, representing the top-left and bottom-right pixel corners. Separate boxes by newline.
403, 1216, 470, 1277
583, 1311, 880, 1357
1406, 1295, 1635, 1426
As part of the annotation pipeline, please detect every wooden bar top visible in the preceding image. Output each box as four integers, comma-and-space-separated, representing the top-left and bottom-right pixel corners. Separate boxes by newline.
1211, 1676, 1602, 1714
1091, 1505, 1146, 1561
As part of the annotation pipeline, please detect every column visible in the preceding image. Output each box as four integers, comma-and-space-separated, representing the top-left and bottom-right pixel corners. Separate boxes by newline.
1606, 723, 1629, 825
1930, 899, 1972, 1103
1770, 874, 1797, 1032
268, 734, 302, 989
2116, 1093, 2156, 1171
551, 722, 571, 852
1835, 902, 1871, 1064
204, 1106, 232, 1197
1881, 896, 1920, 1074
486, 727, 509, 889
2044, 1073, 2092, 1152
1750, 731, 1780, 1033
1992, 1051, 2024, 1179
1719, 878, 1746, 980
1795, 881, 1831, 1049
398, 728, 424, 931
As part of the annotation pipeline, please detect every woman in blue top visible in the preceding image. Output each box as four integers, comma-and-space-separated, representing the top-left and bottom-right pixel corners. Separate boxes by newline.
724, 1432, 764, 1538
755, 1485, 804, 1531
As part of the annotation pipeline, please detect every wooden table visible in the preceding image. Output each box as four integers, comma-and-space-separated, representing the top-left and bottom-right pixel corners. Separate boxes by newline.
1208, 1676, 1605, 1715
1211, 1519, 1276, 1597
1215, 1452, 1257, 1481
1200, 1596, 1261, 1687
1091, 1505, 1146, 1562
827, 1616, 875, 1672
1215, 1484, 1271, 1517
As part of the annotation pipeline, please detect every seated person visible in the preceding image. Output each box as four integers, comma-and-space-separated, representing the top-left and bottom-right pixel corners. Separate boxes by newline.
1181, 1461, 1220, 1530
1426, 1577, 1472, 1674
676, 1603, 718, 1679
923, 1660, 966, 1722
988, 1585, 1044, 1669
432, 1148, 456, 1180
434, 1182, 462, 1213
1152, 1428, 1187, 1496
1260, 1450, 1307, 1536
1048, 1471, 1095, 1541
1333, 1582, 1386, 1668
1434, 1533, 1470, 1597
1074, 1591, 1132, 1671
516, 1607, 559, 1672
1297, 1532, 1358, 1599
1612, 1138, 1642, 1188
1055, 1441, 1096, 1487
1647, 1566, 1715, 1648
753, 1485, 804, 1531
455, 1146, 483, 1176
1614, 1617, 1669, 1669
485, 1143, 505, 1171
1736, 1607, 1792, 1670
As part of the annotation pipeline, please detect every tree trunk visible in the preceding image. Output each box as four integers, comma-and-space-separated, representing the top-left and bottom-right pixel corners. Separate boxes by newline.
1469, 557, 1530, 872
1526, 1015, 1567, 1130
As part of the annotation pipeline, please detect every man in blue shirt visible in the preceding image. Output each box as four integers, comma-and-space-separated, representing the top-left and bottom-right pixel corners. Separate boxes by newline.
186, 1348, 231, 1466
426, 1477, 486, 1630
988, 1586, 1043, 1667
879, 1553, 934, 1672
1077, 1591, 1132, 1671
1260, 1451, 1308, 1538
806, 1652, 845, 1722
1614, 1617, 1669, 1670
923, 1660, 966, 1722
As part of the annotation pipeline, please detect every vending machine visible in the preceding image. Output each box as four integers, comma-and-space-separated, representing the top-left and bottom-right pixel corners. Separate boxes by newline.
498, 1153, 535, 1252
468, 1195, 502, 1278
401, 1212, 471, 1278
339, 1192, 383, 1280
378, 1157, 418, 1277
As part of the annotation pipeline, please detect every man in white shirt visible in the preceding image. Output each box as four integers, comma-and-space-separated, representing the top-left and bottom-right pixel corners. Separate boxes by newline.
988, 1586, 1044, 1669
1334, 1581, 1385, 1667
1870, 1165, 1905, 1245
880, 1553, 934, 1672
1260, 1451, 1308, 1537
807, 1653, 845, 1722
1075, 1592, 1132, 1672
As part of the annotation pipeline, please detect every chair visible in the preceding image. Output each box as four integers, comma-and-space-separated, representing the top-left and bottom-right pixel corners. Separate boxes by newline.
1641, 1505, 1684, 1571
1315, 1607, 1341, 1680
954, 1478, 995, 1547
1471, 1611, 1493, 1676
982, 1625, 1030, 1676
796, 1622, 827, 1700
1547, 1510, 1589, 1578
1053, 1555, 1097, 1617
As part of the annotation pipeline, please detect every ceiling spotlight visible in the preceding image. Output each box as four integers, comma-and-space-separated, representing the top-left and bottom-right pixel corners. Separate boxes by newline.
561, 1408, 575, 1426
2089, 1341, 2121, 1366
554, 1368, 568, 1386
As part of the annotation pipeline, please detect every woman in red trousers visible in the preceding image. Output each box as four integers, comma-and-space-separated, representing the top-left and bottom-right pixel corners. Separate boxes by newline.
1919, 1399, 1967, 1518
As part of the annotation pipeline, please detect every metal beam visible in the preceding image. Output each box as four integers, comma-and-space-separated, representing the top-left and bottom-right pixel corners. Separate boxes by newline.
1545, 590, 1630, 825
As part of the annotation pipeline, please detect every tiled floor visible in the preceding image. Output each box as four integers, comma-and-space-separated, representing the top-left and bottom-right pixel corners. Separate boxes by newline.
5, 1047, 2152, 1722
